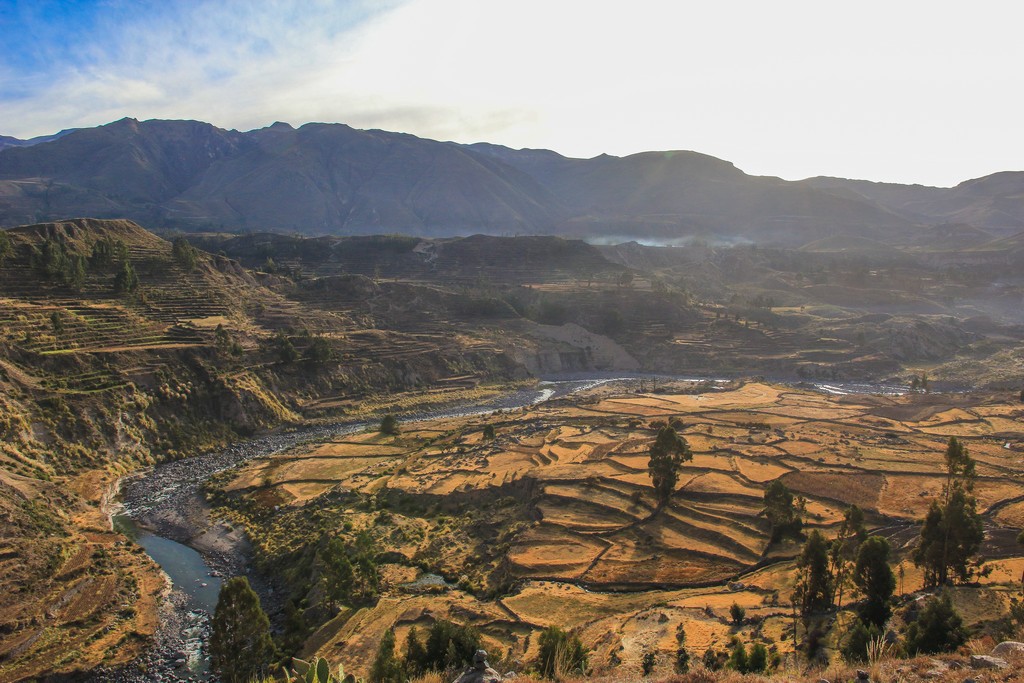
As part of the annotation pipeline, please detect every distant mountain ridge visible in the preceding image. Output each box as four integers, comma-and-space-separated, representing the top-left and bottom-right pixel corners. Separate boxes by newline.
2, 117, 1023, 245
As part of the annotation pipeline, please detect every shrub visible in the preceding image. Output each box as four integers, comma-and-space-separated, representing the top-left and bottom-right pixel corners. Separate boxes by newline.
537, 626, 589, 680
842, 619, 882, 663
905, 591, 968, 654
641, 651, 656, 675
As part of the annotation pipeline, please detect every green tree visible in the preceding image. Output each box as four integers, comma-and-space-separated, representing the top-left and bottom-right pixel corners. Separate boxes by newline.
50, 311, 64, 336
829, 505, 868, 609
305, 335, 334, 364
113, 259, 139, 293
747, 642, 768, 673
763, 479, 803, 542
172, 236, 199, 271
404, 626, 427, 677
318, 537, 354, 609
827, 507, 865, 607
209, 576, 275, 683
482, 424, 496, 440
913, 437, 983, 586
853, 536, 896, 629
794, 530, 833, 616
369, 628, 404, 683
674, 623, 690, 673
647, 425, 692, 507
274, 332, 299, 363
904, 591, 968, 654
380, 414, 400, 435
537, 626, 589, 679
419, 620, 480, 673
730, 602, 745, 626
726, 638, 748, 672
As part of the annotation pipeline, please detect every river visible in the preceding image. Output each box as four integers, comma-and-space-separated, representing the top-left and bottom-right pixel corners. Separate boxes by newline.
104, 374, 906, 681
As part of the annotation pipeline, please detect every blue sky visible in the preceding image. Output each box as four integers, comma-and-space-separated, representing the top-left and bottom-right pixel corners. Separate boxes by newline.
1, 0, 1023, 186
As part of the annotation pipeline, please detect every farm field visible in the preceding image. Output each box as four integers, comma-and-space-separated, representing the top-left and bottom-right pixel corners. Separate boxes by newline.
212, 381, 1024, 679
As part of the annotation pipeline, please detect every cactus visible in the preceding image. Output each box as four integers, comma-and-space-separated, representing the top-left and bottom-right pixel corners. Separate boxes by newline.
288, 656, 359, 683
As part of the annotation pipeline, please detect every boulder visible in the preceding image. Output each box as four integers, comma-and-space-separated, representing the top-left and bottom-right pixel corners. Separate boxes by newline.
992, 640, 1024, 657
969, 654, 1008, 670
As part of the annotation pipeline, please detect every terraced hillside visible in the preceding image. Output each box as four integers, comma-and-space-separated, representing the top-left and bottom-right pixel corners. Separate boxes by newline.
209, 381, 1024, 679
196, 230, 1024, 387
0, 219, 544, 681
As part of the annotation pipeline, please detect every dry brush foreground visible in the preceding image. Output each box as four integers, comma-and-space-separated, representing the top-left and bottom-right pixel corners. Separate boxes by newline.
210, 381, 1024, 681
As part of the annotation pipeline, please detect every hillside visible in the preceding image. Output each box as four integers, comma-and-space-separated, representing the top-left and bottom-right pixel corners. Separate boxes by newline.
2, 217, 1024, 680
2, 117, 1004, 245
803, 173, 1024, 238
209, 380, 1024, 681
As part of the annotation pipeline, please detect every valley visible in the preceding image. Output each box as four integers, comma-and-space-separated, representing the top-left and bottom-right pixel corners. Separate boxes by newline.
206, 379, 1024, 680
0, 217, 1022, 681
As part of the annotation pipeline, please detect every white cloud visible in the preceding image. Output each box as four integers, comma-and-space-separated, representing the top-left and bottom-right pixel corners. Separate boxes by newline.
1, 0, 1023, 185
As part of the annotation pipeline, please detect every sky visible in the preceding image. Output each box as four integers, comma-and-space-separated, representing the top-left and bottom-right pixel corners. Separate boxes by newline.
1, 0, 1022, 187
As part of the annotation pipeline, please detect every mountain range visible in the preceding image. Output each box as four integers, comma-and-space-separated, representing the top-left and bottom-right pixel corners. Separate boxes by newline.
2, 117, 1023, 246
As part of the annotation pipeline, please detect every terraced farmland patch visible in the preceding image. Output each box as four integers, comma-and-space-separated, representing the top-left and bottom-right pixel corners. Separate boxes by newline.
209, 380, 1024, 679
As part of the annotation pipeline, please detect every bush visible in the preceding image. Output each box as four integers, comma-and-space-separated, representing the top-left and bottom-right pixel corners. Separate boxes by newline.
729, 602, 745, 626
701, 647, 722, 671
537, 626, 589, 679
641, 651, 656, 675
905, 591, 968, 654
842, 619, 882, 663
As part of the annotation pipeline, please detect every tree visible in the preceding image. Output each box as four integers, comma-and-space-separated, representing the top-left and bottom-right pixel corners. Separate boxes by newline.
830, 505, 868, 608
172, 236, 199, 271
647, 425, 692, 507
304, 335, 334, 364
763, 479, 803, 542
726, 639, 748, 672
209, 576, 275, 683
482, 424, 496, 440
537, 626, 589, 679
404, 626, 427, 677
318, 537, 355, 609
747, 642, 768, 673
369, 628, 404, 683
794, 530, 833, 616
913, 437, 983, 586
853, 536, 896, 629
379, 414, 400, 435
418, 620, 480, 673
904, 591, 968, 654
113, 260, 139, 293
674, 623, 690, 673
730, 602, 745, 626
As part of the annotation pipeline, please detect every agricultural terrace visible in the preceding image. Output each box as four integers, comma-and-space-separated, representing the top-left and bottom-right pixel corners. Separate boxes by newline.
210, 381, 1024, 678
